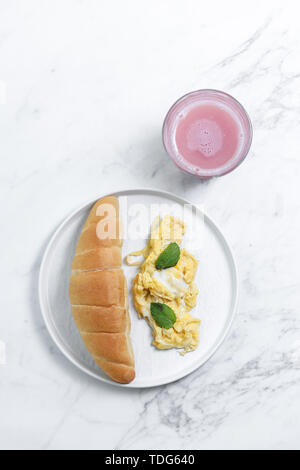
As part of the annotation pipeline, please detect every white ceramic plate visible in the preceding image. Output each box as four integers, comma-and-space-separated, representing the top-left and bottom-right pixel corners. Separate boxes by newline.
39, 189, 238, 388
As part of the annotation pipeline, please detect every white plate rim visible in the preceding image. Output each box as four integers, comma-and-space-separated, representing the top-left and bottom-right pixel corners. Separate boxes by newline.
39, 188, 239, 388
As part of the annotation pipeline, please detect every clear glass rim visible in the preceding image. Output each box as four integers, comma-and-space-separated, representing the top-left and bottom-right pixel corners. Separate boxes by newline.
162, 89, 253, 178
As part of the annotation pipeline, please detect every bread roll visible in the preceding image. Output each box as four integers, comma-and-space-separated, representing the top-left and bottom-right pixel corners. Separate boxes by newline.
69, 196, 135, 383
69, 270, 126, 307
71, 246, 122, 271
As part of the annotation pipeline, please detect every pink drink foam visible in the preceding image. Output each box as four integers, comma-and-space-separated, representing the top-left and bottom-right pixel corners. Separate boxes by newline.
175, 103, 241, 170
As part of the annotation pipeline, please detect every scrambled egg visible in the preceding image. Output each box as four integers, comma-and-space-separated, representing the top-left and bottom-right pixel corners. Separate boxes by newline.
127, 216, 200, 353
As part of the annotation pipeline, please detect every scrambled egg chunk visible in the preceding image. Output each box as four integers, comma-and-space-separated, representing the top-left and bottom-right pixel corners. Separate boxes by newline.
127, 216, 200, 353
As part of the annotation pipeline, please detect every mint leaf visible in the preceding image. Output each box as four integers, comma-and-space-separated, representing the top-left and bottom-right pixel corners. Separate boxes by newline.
155, 242, 180, 270
150, 302, 176, 329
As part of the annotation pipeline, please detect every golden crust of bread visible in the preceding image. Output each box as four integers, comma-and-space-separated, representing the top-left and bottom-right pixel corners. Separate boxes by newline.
72, 305, 128, 333
83, 196, 119, 227
80, 332, 134, 366
93, 357, 135, 384
71, 246, 122, 271
75, 220, 122, 253
69, 269, 126, 307
69, 196, 135, 384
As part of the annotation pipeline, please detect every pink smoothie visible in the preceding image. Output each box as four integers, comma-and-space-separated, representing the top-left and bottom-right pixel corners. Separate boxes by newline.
162, 90, 252, 178
175, 104, 240, 170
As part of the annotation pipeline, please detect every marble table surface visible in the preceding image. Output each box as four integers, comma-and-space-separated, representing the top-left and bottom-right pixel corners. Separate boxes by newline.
1, 0, 300, 450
